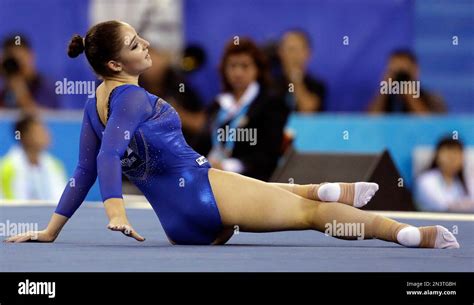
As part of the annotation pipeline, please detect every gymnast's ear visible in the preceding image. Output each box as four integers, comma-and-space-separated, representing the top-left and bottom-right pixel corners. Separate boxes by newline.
107, 60, 122, 72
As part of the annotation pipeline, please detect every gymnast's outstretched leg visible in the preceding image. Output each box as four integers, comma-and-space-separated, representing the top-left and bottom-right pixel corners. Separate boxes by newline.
209, 169, 459, 248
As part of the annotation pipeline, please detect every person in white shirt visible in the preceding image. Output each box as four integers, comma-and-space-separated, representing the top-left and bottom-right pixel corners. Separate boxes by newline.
415, 137, 474, 212
0, 115, 67, 201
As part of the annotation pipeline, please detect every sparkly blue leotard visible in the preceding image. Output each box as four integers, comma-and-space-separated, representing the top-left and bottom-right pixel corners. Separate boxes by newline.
55, 84, 223, 245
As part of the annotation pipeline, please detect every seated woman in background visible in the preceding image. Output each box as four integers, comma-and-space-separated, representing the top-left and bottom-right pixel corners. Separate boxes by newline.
194, 38, 290, 181
415, 137, 474, 212
0, 114, 67, 201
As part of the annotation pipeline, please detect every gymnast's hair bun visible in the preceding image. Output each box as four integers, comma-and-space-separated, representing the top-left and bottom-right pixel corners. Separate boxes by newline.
68, 34, 85, 58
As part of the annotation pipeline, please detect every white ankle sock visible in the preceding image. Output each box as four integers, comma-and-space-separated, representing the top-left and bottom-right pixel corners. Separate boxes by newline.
353, 182, 379, 208
317, 183, 341, 202
396, 227, 421, 247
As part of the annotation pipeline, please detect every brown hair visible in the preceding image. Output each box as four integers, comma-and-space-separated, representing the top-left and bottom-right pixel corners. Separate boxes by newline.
67, 20, 125, 77
14, 113, 39, 136
219, 37, 270, 92
427, 136, 468, 194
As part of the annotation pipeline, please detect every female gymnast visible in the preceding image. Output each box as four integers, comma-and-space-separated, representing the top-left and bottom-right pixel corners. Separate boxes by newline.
5, 21, 459, 249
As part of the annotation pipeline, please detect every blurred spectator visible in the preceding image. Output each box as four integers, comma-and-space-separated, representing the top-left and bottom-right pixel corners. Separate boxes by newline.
0, 115, 66, 201
194, 38, 290, 181
368, 49, 446, 114
139, 47, 205, 145
415, 137, 474, 212
273, 29, 326, 113
0, 35, 59, 111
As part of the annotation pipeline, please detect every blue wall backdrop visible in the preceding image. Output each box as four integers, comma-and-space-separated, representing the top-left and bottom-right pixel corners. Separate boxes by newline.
414, 0, 474, 113
1, 0, 413, 112
0, 0, 95, 109
184, 0, 414, 112
1, 0, 471, 112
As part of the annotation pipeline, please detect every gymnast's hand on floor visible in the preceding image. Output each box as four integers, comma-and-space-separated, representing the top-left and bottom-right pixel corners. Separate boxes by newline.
4, 230, 56, 243
107, 217, 145, 242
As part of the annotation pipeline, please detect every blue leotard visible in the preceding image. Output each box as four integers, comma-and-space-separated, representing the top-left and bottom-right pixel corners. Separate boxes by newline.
54, 84, 223, 245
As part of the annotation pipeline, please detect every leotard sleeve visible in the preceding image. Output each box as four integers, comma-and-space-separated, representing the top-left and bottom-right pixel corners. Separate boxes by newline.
54, 86, 152, 217
55, 100, 100, 217
96, 85, 152, 202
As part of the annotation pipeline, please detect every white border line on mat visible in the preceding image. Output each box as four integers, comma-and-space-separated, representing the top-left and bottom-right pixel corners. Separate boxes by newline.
373, 211, 474, 222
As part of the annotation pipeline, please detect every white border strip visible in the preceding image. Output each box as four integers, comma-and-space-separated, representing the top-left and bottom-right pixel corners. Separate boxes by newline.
0, 200, 57, 206
372, 211, 474, 222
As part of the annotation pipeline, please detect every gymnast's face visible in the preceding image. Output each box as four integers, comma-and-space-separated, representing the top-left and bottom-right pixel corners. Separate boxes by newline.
108, 24, 152, 76
224, 53, 258, 94
437, 146, 463, 177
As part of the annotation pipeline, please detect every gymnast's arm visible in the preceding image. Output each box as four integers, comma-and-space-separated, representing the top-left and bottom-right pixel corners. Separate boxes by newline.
96, 86, 152, 241
4, 104, 100, 243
